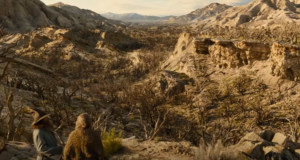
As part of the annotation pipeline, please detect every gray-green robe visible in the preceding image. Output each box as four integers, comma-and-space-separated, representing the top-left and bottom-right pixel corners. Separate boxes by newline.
33, 128, 63, 160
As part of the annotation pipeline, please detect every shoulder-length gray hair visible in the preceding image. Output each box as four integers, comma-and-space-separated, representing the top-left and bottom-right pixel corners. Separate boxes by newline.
75, 113, 92, 130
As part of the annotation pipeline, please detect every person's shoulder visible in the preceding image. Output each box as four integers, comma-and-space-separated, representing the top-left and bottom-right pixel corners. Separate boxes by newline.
33, 128, 44, 137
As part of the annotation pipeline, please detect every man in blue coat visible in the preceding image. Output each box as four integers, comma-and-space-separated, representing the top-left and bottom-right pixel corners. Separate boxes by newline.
31, 108, 63, 160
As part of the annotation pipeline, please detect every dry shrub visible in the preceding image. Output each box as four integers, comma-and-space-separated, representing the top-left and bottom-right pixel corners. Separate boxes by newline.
231, 73, 252, 95
102, 128, 123, 156
195, 140, 239, 160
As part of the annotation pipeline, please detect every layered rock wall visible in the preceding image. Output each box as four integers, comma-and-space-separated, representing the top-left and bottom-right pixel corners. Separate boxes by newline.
195, 39, 271, 69
184, 35, 300, 81
270, 43, 300, 81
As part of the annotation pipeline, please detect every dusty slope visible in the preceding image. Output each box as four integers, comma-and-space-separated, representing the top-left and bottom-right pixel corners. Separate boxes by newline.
195, 0, 300, 28
168, 3, 231, 24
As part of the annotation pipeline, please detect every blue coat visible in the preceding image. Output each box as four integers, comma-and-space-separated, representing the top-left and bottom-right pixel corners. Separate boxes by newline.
33, 128, 63, 160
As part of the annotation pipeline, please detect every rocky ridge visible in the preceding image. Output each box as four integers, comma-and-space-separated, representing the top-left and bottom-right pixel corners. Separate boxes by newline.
49, 2, 124, 27
0, 0, 123, 33
167, 3, 231, 24
194, 0, 300, 28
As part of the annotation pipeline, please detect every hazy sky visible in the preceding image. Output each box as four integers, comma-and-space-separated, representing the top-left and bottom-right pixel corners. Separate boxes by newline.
41, 0, 252, 16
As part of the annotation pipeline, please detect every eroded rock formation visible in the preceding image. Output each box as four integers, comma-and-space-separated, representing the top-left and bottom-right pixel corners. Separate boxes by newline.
208, 39, 270, 69
167, 33, 300, 81
270, 42, 300, 81
233, 131, 300, 160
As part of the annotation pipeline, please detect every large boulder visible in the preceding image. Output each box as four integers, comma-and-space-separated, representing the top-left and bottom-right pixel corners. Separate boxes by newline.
0, 141, 36, 160
235, 132, 300, 160
159, 71, 193, 97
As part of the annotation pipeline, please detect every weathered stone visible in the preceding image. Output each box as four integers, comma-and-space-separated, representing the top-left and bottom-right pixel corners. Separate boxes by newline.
263, 144, 284, 155
209, 39, 270, 69
270, 42, 300, 81
240, 132, 264, 143
193, 38, 214, 55
236, 141, 265, 160
0, 142, 36, 160
28, 34, 50, 49
272, 133, 287, 145
159, 71, 190, 97
259, 130, 275, 142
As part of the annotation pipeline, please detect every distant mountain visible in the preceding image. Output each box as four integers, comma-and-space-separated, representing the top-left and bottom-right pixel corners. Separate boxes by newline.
167, 3, 231, 24
101, 12, 173, 22
196, 0, 300, 28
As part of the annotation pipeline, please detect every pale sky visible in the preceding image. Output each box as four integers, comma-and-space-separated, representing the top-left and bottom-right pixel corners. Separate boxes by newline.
41, 0, 252, 16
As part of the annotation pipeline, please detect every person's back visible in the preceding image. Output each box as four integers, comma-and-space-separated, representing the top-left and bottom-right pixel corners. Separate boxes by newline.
31, 108, 62, 160
64, 113, 104, 160
33, 128, 62, 160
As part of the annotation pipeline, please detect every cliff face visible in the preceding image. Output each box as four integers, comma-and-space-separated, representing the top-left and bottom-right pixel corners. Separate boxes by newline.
164, 33, 300, 81
270, 43, 300, 81
208, 40, 270, 69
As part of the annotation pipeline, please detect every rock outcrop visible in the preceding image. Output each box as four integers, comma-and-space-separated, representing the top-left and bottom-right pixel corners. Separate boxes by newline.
270, 42, 300, 81
234, 131, 300, 160
159, 70, 193, 97
209, 39, 270, 69
164, 33, 300, 81
0, 142, 36, 160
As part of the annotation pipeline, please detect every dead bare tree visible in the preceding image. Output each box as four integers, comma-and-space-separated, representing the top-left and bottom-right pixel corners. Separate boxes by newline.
138, 108, 172, 140
4, 86, 24, 141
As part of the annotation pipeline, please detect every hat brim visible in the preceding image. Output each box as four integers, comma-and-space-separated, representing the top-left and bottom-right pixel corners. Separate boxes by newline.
32, 114, 51, 125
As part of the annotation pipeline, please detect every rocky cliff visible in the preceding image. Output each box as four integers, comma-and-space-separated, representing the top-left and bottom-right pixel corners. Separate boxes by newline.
163, 33, 300, 81
270, 42, 300, 81
208, 39, 270, 69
